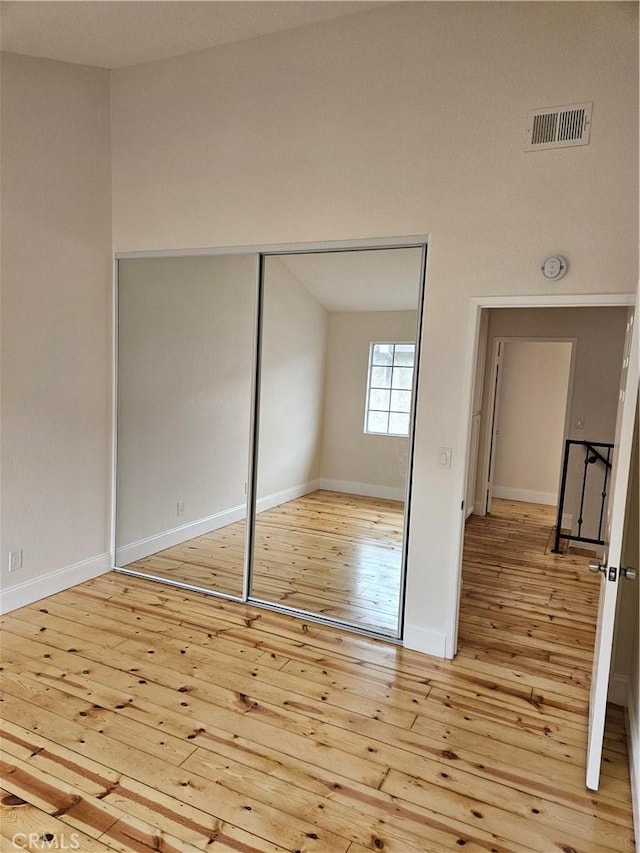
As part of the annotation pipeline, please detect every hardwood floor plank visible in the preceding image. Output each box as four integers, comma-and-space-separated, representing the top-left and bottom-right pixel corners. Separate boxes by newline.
381, 769, 632, 853
1, 755, 218, 852
182, 748, 520, 853
0, 667, 198, 767
1, 725, 290, 853
0, 787, 117, 852
0, 629, 389, 786
0, 497, 634, 851
0, 708, 351, 852
4, 602, 416, 729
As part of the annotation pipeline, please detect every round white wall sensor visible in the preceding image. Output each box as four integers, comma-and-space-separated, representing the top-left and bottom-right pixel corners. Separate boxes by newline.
541, 255, 567, 281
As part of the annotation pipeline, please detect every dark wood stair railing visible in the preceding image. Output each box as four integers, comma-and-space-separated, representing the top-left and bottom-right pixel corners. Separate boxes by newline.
552, 439, 614, 554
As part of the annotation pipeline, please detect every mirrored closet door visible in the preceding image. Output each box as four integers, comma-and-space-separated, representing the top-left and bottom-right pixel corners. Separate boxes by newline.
250, 248, 424, 636
115, 242, 426, 639
116, 254, 257, 598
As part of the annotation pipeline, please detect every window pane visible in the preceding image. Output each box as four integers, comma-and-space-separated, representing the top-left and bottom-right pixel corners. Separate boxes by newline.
371, 365, 392, 388
389, 412, 410, 435
393, 344, 415, 366
372, 344, 393, 366
369, 388, 390, 410
367, 411, 389, 433
365, 342, 416, 438
390, 389, 412, 413
391, 366, 413, 390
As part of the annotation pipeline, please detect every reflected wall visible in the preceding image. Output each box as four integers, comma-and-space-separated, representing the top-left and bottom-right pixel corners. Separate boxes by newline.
116, 255, 256, 597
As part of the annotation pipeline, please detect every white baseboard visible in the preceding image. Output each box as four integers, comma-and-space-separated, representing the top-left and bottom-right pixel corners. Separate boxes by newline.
0, 552, 112, 615
609, 673, 629, 707
492, 486, 557, 506
319, 478, 405, 502
117, 480, 320, 566
403, 623, 448, 658
473, 496, 568, 526
256, 480, 320, 514
561, 513, 573, 531
472, 499, 486, 516
116, 503, 247, 565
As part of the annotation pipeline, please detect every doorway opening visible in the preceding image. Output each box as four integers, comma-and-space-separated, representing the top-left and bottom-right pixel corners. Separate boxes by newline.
464, 306, 629, 548
483, 337, 574, 525
459, 303, 630, 656
455, 299, 635, 791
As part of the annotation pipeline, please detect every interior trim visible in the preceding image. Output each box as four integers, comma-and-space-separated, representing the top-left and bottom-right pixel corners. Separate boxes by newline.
115, 235, 430, 260
113, 235, 429, 643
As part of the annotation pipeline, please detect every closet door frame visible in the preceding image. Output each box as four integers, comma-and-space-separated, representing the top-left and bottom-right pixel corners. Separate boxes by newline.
113, 235, 429, 642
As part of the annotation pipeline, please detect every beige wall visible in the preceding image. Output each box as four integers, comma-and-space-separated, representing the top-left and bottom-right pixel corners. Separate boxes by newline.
493, 341, 572, 503
0, 53, 112, 605
116, 255, 256, 554
109, 1, 638, 654
320, 311, 418, 496
256, 257, 327, 499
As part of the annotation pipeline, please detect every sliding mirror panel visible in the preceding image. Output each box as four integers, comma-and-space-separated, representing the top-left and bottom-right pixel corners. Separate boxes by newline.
250, 247, 424, 636
116, 255, 256, 598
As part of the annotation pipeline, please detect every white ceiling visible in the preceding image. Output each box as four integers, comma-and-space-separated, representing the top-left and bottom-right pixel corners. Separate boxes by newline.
0, 1, 382, 69
277, 248, 423, 312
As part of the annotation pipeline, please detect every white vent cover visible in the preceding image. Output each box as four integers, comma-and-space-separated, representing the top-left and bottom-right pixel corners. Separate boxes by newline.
525, 102, 592, 151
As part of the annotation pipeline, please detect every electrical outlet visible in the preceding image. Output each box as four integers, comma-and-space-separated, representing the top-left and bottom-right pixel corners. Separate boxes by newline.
177, 500, 185, 517
9, 550, 22, 572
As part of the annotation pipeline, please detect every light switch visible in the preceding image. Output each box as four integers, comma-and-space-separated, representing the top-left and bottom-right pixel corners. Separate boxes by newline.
438, 447, 452, 469
575, 417, 585, 430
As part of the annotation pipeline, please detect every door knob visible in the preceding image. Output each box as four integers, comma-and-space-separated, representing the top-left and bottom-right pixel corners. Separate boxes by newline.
589, 561, 637, 581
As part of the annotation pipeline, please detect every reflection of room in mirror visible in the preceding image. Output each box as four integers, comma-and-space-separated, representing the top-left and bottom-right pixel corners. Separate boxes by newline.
116, 244, 425, 639
250, 490, 405, 634
116, 254, 257, 598
251, 247, 423, 636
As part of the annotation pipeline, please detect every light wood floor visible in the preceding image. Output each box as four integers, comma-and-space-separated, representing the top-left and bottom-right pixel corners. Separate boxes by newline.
125, 491, 404, 635
1, 499, 634, 852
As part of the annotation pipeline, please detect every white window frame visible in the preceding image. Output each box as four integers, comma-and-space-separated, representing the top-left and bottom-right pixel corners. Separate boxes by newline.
364, 341, 416, 437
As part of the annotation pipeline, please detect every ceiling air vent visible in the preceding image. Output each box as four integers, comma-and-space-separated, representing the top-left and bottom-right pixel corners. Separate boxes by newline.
525, 102, 592, 151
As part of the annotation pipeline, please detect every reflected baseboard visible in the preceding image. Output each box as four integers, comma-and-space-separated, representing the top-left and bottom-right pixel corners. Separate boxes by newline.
256, 479, 320, 514
116, 504, 247, 565
318, 479, 405, 502
117, 479, 322, 566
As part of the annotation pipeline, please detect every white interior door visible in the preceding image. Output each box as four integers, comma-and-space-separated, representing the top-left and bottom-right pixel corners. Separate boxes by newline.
586, 288, 639, 790
485, 340, 504, 513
